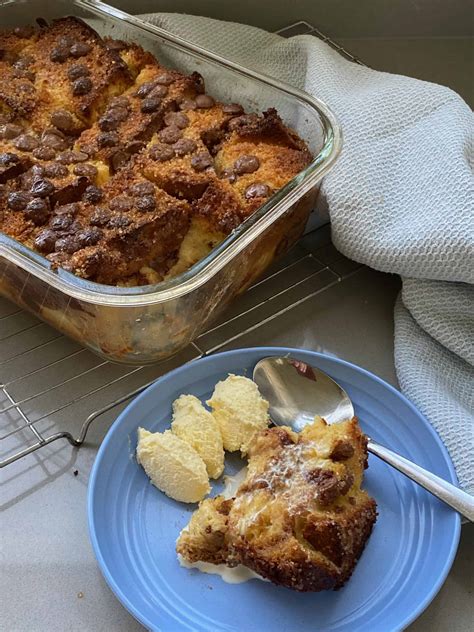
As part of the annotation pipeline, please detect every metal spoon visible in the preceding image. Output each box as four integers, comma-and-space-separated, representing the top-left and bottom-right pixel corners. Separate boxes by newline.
253, 355, 474, 522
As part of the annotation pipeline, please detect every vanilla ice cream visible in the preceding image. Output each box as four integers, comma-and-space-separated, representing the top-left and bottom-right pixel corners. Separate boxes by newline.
171, 394, 225, 479
207, 374, 270, 454
136, 428, 210, 503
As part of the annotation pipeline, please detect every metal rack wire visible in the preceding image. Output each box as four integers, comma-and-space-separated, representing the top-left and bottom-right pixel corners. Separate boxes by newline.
0, 22, 365, 468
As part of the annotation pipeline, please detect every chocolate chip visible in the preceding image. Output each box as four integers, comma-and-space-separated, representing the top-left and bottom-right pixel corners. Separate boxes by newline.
244, 183, 270, 199
97, 131, 119, 148
234, 155, 260, 175
129, 181, 155, 196
56, 151, 88, 164
195, 94, 215, 109
108, 214, 131, 228
51, 214, 73, 231
30, 177, 54, 197
17, 172, 34, 190
228, 114, 257, 132
339, 473, 354, 496
54, 214, 78, 230
222, 103, 244, 115
30, 164, 44, 177
55, 235, 81, 253
159, 126, 182, 144
70, 42, 92, 58
50, 46, 69, 63
43, 126, 66, 139
220, 167, 236, 183
149, 144, 175, 162
15, 165, 41, 190
0, 124, 22, 140
13, 26, 35, 39
7, 191, 29, 211
32, 147, 56, 161
155, 72, 174, 85
41, 133, 68, 152
0, 152, 19, 166
305, 468, 340, 505
82, 185, 103, 203
13, 134, 39, 152
135, 195, 156, 213
55, 203, 79, 216
134, 82, 155, 98
73, 163, 98, 178
109, 196, 133, 211
90, 208, 110, 226
164, 111, 189, 129
179, 99, 197, 111
125, 140, 144, 155
173, 138, 197, 157
107, 106, 128, 122
329, 440, 355, 461
77, 227, 102, 247
149, 85, 168, 99
43, 163, 69, 178
49, 110, 74, 133
191, 151, 213, 172
105, 39, 126, 51
109, 96, 130, 109
188, 70, 203, 92
67, 64, 90, 81
24, 197, 50, 225
98, 111, 122, 132
110, 150, 129, 172
72, 77, 93, 96
141, 97, 162, 113
35, 229, 56, 253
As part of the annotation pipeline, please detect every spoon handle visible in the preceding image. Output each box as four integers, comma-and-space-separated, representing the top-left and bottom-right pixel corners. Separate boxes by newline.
367, 439, 474, 522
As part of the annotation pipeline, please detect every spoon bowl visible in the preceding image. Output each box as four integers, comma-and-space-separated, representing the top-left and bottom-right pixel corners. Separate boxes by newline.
253, 355, 474, 522
253, 356, 354, 429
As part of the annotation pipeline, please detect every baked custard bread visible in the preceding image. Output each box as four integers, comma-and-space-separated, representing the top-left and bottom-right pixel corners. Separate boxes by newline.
0, 18, 312, 286
177, 416, 377, 591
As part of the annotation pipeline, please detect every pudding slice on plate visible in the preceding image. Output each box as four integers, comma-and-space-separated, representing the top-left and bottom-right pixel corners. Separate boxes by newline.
177, 416, 377, 591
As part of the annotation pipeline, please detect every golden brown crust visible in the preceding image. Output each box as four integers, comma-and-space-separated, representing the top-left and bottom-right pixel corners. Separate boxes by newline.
0, 19, 312, 286
177, 497, 234, 565
177, 417, 377, 592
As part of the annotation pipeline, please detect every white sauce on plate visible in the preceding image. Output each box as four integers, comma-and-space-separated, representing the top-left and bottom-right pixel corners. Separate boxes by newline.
178, 555, 264, 584
222, 466, 247, 499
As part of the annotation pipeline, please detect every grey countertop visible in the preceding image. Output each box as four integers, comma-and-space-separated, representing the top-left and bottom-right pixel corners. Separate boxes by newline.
2, 227, 473, 631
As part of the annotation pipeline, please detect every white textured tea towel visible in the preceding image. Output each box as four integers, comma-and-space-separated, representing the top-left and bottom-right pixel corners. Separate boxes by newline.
141, 13, 474, 493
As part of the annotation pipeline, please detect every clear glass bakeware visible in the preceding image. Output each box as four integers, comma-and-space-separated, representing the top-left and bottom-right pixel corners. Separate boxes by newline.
0, 0, 342, 364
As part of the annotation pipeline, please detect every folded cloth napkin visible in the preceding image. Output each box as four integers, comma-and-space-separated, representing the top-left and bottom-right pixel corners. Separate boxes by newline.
141, 13, 474, 493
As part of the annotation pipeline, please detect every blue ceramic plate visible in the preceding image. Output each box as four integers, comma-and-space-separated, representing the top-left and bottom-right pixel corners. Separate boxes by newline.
88, 347, 460, 632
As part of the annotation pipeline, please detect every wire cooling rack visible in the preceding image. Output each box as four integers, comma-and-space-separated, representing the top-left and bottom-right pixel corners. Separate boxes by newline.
0, 22, 365, 468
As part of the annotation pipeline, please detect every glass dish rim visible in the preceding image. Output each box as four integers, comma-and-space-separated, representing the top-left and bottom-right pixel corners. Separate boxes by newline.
0, 0, 343, 306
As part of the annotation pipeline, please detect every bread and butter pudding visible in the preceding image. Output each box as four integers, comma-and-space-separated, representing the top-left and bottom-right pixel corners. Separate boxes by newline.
0, 18, 312, 286
177, 416, 377, 592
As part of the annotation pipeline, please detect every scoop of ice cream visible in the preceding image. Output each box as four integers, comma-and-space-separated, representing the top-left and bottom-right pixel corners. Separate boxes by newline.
207, 374, 270, 454
136, 428, 210, 503
171, 394, 225, 479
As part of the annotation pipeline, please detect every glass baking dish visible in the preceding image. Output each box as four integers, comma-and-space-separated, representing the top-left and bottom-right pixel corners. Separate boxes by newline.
0, 0, 342, 364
